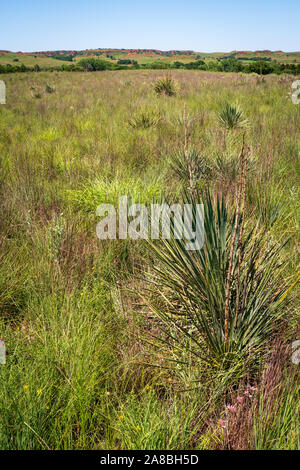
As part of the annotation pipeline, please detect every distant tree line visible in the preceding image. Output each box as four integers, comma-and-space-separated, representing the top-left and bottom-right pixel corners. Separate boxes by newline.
1, 57, 300, 75
52, 55, 74, 62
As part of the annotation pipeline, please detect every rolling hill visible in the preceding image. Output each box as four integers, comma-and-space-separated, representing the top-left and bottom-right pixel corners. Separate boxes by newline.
1, 48, 300, 67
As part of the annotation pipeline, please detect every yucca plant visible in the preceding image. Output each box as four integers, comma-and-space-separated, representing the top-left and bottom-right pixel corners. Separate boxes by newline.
171, 149, 209, 187
45, 84, 55, 94
170, 103, 208, 195
154, 75, 177, 96
128, 110, 161, 129
214, 154, 241, 183
213, 153, 256, 184
145, 190, 292, 377
218, 103, 248, 130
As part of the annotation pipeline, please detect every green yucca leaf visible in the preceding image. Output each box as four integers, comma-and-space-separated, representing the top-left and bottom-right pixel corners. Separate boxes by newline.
218, 103, 248, 130
128, 110, 161, 129
171, 149, 210, 186
145, 191, 292, 376
154, 76, 177, 96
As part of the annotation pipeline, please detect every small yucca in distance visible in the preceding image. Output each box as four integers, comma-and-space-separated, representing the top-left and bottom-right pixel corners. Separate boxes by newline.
218, 103, 248, 130
154, 74, 177, 96
128, 110, 161, 129
45, 83, 55, 94
171, 148, 209, 186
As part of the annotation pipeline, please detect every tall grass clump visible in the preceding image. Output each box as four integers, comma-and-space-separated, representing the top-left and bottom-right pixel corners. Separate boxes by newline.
0, 282, 120, 449
171, 103, 210, 192
220, 342, 300, 449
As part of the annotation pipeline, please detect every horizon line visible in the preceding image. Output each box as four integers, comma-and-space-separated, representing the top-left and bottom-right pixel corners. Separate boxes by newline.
1, 48, 300, 54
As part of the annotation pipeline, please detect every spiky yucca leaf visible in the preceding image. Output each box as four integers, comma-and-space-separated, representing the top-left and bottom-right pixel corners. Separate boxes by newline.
145, 191, 291, 375
154, 76, 177, 96
218, 103, 248, 130
171, 149, 209, 186
128, 111, 161, 129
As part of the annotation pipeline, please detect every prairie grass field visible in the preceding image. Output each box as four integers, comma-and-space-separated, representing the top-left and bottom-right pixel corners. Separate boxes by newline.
0, 69, 299, 450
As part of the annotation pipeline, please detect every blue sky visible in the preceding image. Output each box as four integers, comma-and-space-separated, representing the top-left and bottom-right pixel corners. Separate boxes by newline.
1, 0, 299, 52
